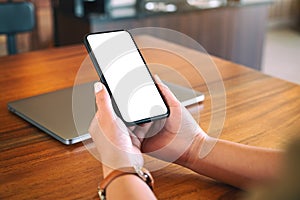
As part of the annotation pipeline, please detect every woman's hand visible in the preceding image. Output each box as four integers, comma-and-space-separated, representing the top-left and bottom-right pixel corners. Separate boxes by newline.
140, 76, 207, 165
88, 82, 144, 177
88, 78, 283, 191
89, 82, 158, 200
89, 76, 208, 176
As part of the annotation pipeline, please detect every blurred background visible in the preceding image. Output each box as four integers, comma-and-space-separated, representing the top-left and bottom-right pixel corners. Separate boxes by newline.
0, 0, 299, 84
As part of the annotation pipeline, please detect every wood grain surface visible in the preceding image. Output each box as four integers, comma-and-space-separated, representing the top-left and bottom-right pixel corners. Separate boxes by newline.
0, 36, 299, 200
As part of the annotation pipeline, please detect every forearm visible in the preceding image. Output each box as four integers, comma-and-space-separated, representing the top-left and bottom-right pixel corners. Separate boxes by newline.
177, 135, 283, 189
106, 175, 157, 200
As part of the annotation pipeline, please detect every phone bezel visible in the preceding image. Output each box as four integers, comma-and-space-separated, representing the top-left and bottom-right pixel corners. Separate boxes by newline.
84, 30, 169, 126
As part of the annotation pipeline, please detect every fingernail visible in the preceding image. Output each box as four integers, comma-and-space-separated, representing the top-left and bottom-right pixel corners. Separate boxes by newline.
94, 82, 102, 94
154, 74, 162, 83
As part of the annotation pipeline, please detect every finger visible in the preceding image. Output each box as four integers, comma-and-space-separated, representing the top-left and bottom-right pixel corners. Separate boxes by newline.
129, 122, 152, 135
133, 122, 153, 140
154, 75, 183, 132
154, 75, 180, 107
129, 131, 142, 149
128, 126, 136, 132
94, 82, 129, 140
94, 81, 116, 122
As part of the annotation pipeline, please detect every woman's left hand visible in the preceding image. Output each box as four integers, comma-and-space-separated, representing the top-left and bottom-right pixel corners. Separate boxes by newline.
88, 82, 146, 177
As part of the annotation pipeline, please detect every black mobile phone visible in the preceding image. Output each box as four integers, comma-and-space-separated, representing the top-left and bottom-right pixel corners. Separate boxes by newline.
84, 30, 169, 126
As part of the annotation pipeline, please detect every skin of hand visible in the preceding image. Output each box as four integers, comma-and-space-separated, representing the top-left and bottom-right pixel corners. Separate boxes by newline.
88, 75, 207, 176
148, 77, 283, 190
88, 82, 144, 177
139, 76, 207, 164
88, 77, 283, 191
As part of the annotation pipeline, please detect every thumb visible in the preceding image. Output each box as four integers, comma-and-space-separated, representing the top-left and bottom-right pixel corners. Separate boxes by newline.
94, 82, 116, 122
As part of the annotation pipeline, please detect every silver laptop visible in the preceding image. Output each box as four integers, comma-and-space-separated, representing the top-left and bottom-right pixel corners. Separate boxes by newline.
7, 81, 204, 145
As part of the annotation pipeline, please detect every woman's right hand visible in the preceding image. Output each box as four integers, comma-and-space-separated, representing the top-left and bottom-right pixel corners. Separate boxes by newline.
137, 76, 208, 165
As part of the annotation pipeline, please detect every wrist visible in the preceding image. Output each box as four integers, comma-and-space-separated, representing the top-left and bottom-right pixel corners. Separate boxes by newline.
98, 166, 154, 199
102, 157, 144, 178
174, 134, 205, 167
101, 153, 144, 177
179, 135, 219, 172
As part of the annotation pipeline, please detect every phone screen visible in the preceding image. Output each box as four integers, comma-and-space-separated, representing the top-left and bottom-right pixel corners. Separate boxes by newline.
85, 30, 169, 125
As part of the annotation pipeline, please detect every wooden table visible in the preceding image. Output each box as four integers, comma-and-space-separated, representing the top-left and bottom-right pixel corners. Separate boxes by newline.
1, 36, 300, 200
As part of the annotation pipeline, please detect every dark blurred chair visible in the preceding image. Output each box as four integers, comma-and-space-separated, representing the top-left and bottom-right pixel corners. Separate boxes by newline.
0, 1, 35, 55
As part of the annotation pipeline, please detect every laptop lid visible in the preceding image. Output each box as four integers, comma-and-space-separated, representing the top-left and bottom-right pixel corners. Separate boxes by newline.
7, 81, 204, 145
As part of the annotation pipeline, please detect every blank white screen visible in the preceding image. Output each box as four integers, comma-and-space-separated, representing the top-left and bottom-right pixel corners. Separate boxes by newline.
87, 31, 168, 123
